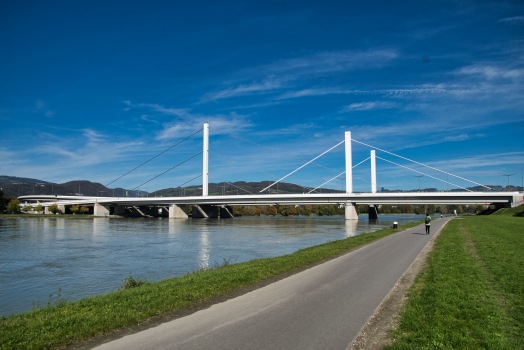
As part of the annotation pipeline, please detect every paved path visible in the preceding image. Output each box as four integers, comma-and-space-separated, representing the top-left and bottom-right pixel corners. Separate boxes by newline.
95, 218, 453, 350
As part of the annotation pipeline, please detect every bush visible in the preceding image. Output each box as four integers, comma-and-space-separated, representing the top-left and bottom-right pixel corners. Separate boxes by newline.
22, 204, 33, 212
48, 203, 59, 214
7, 199, 20, 213
116, 273, 148, 290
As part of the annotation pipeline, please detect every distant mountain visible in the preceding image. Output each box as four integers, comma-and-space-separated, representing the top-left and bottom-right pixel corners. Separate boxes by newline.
1, 175, 342, 198
0, 175, 53, 185
2, 175, 517, 198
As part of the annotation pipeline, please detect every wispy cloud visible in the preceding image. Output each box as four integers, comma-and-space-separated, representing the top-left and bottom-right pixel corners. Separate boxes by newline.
340, 101, 399, 112
202, 49, 399, 103
497, 16, 524, 26
456, 64, 524, 80
200, 79, 284, 102
124, 101, 254, 140
35, 100, 55, 118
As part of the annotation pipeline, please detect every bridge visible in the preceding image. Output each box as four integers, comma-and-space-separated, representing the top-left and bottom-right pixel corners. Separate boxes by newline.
18, 123, 523, 220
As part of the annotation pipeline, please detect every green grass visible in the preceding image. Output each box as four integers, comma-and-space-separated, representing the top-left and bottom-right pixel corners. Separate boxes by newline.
491, 203, 524, 216
0, 220, 423, 349
386, 216, 524, 349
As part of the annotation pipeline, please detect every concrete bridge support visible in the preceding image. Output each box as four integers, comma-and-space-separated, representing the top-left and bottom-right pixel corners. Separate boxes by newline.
192, 204, 218, 218
169, 204, 189, 219
94, 203, 110, 216
219, 205, 234, 218
368, 205, 378, 219
345, 202, 358, 220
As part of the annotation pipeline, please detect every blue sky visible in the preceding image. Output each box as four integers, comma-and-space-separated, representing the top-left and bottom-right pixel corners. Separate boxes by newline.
1, 0, 523, 193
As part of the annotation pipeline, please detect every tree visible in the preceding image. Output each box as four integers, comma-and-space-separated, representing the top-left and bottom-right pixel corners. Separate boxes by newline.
268, 206, 277, 216
0, 189, 7, 212
7, 199, 20, 213
22, 205, 33, 212
34, 204, 44, 213
303, 205, 312, 216
49, 203, 59, 214
80, 206, 89, 215
70, 204, 80, 215
474, 205, 485, 214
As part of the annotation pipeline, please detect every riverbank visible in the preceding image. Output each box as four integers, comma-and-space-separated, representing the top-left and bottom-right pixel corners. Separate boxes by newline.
385, 215, 523, 349
0, 219, 423, 349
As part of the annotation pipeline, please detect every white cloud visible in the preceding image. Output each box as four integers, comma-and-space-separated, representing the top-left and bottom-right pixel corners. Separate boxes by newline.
124, 101, 254, 140
340, 101, 398, 112
200, 79, 284, 102
497, 16, 524, 26
457, 64, 524, 80
202, 49, 399, 103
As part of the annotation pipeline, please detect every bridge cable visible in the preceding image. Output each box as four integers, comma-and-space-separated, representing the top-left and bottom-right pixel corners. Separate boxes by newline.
376, 156, 472, 192
351, 138, 492, 191
208, 174, 254, 195
106, 128, 203, 187
259, 140, 345, 193
227, 134, 340, 174
169, 174, 203, 196
209, 151, 279, 179
132, 152, 203, 191
307, 157, 370, 194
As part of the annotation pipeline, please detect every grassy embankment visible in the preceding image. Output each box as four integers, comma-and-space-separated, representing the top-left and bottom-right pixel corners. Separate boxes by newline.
0, 219, 423, 349
386, 212, 523, 349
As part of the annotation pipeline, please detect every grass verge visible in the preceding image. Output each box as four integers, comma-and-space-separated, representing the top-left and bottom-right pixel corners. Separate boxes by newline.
386, 216, 524, 349
491, 203, 524, 216
0, 220, 423, 349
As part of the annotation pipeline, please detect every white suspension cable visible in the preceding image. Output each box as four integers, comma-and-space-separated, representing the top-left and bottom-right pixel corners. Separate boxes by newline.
351, 139, 492, 190
259, 140, 345, 193
208, 174, 253, 194
307, 157, 370, 194
376, 156, 472, 192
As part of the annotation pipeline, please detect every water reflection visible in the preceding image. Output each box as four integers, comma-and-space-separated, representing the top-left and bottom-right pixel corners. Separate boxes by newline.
344, 220, 359, 237
199, 221, 210, 268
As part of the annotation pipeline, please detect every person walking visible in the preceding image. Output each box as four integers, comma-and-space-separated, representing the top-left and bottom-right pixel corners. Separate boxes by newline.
425, 213, 431, 234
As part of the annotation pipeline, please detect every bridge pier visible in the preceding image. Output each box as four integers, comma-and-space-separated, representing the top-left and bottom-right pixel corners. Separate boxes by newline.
169, 204, 189, 219
94, 203, 110, 216
192, 204, 218, 218
219, 205, 234, 218
345, 202, 358, 220
368, 205, 378, 219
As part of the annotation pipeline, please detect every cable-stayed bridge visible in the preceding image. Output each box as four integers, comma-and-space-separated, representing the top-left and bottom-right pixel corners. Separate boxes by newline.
19, 123, 523, 220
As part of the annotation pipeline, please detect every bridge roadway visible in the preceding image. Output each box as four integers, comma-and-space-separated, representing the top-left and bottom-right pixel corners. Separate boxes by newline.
18, 191, 522, 208
92, 217, 454, 350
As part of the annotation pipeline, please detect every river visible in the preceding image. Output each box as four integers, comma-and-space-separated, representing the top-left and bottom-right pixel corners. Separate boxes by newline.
0, 214, 430, 316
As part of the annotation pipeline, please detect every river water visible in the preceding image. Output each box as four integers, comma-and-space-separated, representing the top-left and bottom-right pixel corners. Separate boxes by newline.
0, 214, 428, 316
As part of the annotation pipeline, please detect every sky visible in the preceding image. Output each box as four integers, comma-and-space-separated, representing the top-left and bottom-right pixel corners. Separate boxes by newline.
1, 0, 524, 193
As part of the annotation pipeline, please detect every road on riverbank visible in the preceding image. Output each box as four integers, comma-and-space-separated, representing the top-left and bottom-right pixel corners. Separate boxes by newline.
94, 217, 453, 350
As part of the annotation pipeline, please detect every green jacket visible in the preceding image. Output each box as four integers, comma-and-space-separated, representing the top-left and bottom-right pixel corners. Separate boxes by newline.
425, 215, 431, 226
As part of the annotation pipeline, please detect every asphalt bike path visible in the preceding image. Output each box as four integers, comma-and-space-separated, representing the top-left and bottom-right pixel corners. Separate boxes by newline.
94, 217, 453, 350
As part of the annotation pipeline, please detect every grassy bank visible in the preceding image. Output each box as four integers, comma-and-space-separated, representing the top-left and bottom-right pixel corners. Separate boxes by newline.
386, 216, 523, 349
0, 220, 423, 349
491, 203, 524, 216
